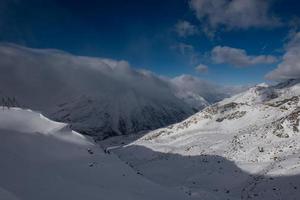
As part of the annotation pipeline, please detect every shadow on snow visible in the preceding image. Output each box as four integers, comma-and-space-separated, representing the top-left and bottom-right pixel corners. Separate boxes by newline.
112, 144, 300, 200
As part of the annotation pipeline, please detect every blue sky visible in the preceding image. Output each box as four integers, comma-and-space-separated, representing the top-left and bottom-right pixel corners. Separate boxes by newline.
0, 0, 300, 85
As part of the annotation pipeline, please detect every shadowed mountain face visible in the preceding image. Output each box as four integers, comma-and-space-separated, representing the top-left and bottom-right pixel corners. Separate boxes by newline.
50, 94, 192, 139
110, 145, 300, 200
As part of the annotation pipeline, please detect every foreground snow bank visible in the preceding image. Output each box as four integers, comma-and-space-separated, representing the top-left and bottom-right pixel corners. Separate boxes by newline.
0, 107, 187, 200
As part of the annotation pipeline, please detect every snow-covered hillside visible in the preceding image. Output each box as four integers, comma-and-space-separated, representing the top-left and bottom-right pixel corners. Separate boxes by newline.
105, 79, 300, 200
0, 107, 188, 200
0, 44, 237, 139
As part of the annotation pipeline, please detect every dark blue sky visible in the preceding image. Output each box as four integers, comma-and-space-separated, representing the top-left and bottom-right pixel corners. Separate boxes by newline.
1, 0, 300, 85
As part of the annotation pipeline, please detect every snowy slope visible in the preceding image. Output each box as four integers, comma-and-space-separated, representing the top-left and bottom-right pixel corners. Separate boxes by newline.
106, 79, 300, 200
0, 107, 188, 200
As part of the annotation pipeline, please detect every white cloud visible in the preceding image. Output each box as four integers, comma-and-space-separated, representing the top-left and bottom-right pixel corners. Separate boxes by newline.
195, 64, 208, 73
266, 32, 300, 80
211, 46, 278, 67
189, 0, 280, 33
175, 20, 198, 37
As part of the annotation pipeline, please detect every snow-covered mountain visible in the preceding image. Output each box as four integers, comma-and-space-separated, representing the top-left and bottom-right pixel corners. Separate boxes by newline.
0, 44, 238, 139
0, 107, 188, 200
104, 79, 300, 200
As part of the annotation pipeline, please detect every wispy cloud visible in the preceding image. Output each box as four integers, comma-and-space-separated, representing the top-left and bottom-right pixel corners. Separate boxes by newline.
175, 20, 198, 37
171, 43, 200, 65
211, 46, 278, 67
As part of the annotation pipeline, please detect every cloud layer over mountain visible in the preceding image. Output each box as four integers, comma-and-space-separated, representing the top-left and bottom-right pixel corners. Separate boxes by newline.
0, 43, 242, 138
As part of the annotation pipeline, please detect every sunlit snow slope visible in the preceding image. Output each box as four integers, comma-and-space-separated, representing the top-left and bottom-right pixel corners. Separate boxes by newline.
0, 107, 188, 200
108, 79, 300, 200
